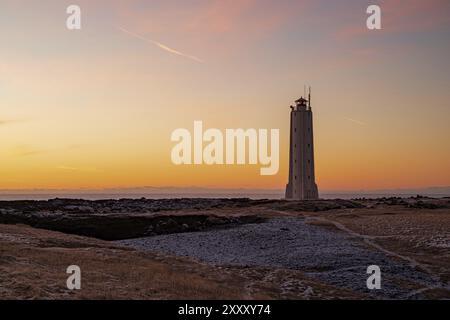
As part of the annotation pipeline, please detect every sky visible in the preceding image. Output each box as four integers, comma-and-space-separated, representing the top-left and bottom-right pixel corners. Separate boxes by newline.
1, 0, 450, 191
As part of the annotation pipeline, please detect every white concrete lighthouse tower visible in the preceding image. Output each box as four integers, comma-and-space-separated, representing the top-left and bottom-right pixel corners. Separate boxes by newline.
285, 89, 319, 200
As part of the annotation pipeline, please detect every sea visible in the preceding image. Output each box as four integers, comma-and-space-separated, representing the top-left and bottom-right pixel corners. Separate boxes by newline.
0, 192, 448, 201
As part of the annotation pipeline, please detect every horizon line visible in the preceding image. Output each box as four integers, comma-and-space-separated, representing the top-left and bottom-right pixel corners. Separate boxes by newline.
0, 186, 449, 194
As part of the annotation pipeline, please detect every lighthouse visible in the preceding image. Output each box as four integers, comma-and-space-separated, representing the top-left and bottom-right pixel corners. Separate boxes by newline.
285, 88, 319, 200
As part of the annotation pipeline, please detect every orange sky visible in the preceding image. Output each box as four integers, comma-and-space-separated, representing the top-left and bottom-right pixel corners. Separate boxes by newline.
1, 0, 450, 191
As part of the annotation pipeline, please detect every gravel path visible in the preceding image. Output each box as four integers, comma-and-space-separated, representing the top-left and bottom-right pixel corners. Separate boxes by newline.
118, 217, 437, 299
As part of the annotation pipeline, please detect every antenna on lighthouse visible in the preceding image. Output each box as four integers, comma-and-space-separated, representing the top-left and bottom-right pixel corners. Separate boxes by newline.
308, 86, 312, 109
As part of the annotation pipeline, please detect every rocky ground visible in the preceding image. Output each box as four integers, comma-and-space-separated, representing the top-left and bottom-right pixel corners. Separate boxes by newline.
0, 198, 367, 240
0, 223, 362, 300
0, 196, 449, 299
119, 216, 444, 299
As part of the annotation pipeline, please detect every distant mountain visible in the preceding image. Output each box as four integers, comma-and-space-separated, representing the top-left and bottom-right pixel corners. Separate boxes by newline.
322, 186, 450, 196
0, 186, 449, 196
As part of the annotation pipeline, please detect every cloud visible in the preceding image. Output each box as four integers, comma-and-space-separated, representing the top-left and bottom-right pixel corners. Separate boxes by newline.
9, 144, 81, 158
10, 145, 47, 157
117, 26, 204, 63
186, 0, 269, 34
344, 117, 367, 126
336, 0, 450, 41
0, 119, 21, 126
381, 0, 450, 33
186, 0, 307, 36
0, 116, 31, 127
114, 0, 308, 55
57, 166, 100, 173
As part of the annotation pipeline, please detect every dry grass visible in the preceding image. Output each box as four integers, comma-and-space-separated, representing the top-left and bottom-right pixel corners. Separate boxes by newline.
0, 223, 359, 300
4, 202, 444, 300
0, 224, 253, 300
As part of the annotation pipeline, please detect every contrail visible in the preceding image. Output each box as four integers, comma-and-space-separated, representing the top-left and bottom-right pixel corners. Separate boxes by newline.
0, 118, 26, 126
116, 26, 204, 63
344, 117, 367, 126
57, 166, 100, 172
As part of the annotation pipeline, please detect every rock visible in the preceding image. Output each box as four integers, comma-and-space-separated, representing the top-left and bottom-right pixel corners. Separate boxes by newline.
181, 223, 190, 230
206, 216, 226, 225
63, 205, 94, 213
